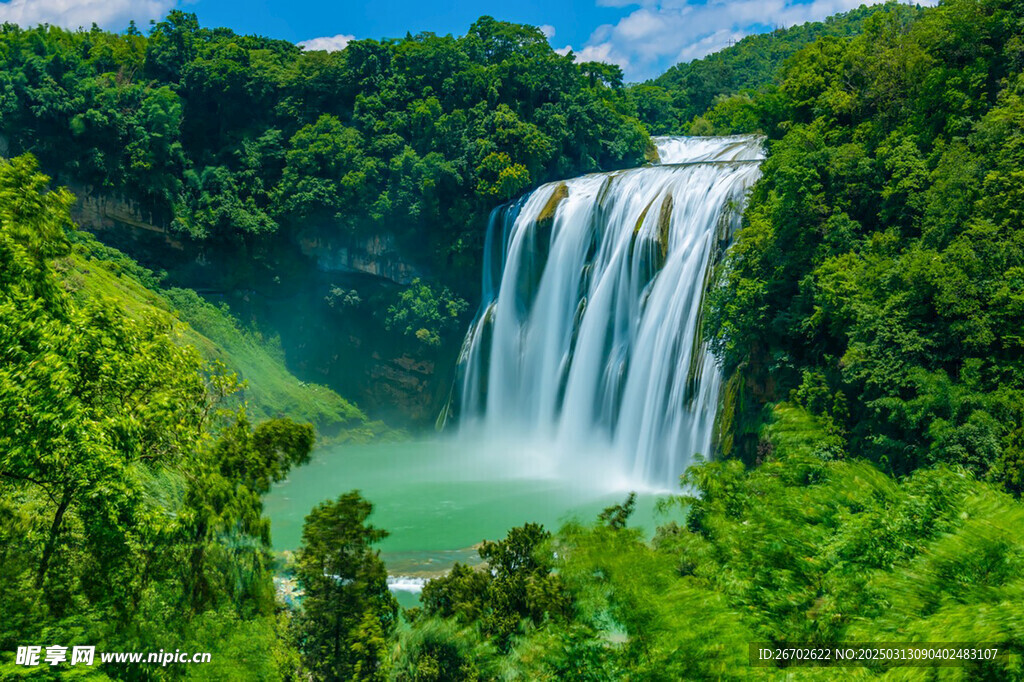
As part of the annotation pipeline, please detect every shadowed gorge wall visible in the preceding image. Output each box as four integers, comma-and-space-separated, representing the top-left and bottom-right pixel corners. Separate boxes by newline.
67, 186, 451, 425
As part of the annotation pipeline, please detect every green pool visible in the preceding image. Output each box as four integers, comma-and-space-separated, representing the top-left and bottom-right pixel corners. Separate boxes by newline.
265, 437, 679, 605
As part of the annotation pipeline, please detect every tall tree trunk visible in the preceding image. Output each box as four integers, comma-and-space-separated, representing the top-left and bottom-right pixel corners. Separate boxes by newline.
36, 489, 73, 588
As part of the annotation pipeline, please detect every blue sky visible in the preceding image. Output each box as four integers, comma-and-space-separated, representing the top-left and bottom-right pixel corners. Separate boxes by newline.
0, 0, 929, 81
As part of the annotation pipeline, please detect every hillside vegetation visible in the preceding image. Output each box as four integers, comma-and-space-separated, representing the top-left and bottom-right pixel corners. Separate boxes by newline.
631, 2, 923, 133
63, 229, 379, 441
0, 15, 648, 286
696, 0, 1024, 493
0, 156, 317, 678
391, 406, 1024, 679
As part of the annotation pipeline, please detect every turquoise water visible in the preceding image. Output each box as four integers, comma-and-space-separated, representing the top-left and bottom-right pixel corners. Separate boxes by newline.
265, 437, 679, 599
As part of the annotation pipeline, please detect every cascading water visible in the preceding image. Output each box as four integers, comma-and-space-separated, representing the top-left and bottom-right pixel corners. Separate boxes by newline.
446, 136, 764, 489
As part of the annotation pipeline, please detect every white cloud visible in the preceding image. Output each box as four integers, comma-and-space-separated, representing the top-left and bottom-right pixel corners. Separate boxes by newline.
569, 0, 938, 81
0, 0, 177, 30
538, 23, 555, 39
297, 33, 355, 52
576, 42, 630, 70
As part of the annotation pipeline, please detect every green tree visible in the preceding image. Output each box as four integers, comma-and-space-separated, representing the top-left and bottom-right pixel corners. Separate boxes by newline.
703, 0, 1024, 485
295, 491, 398, 681
385, 278, 468, 348
420, 523, 572, 653
0, 155, 314, 678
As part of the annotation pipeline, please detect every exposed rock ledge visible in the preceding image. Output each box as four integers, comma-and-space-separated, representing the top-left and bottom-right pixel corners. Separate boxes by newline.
68, 186, 183, 251
67, 185, 424, 287
298, 231, 423, 285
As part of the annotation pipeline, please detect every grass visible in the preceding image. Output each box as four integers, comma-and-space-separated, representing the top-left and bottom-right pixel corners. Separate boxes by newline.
59, 229, 389, 443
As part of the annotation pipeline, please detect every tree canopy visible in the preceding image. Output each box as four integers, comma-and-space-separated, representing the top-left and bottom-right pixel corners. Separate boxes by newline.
686, 0, 1024, 492
0, 155, 314, 678
629, 3, 923, 134
0, 14, 649, 285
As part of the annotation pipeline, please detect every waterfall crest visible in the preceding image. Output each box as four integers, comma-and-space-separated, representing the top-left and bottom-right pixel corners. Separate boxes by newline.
447, 136, 764, 487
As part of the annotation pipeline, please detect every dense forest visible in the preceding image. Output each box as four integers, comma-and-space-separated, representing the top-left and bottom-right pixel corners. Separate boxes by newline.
0, 13, 647, 282
703, 0, 1024, 493
3, 0, 1024, 679
632, 3, 924, 133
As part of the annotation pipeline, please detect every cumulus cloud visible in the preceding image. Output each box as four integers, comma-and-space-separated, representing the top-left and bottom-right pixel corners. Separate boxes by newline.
0, 0, 177, 30
538, 24, 555, 38
297, 33, 356, 52
565, 0, 937, 81
576, 42, 629, 70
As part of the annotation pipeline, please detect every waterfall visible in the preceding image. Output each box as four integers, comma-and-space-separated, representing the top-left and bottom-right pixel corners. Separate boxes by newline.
446, 136, 764, 488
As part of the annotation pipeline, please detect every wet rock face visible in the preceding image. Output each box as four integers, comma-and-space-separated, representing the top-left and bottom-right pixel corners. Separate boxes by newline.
225, 266, 460, 428
70, 187, 428, 289
289, 297, 456, 427
298, 230, 425, 285
366, 353, 440, 422
71, 190, 169, 236
69, 188, 186, 259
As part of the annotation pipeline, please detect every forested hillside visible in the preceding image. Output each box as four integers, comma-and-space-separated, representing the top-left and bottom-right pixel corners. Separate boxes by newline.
698, 0, 1024, 492
631, 2, 923, 133
0, 14, 647, 283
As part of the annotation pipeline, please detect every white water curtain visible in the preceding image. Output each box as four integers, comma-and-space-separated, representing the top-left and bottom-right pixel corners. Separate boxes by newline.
451, 136, 764, 487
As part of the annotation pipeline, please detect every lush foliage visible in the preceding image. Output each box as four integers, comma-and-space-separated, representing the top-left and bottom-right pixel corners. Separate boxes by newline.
0, 14, 649, 285
61, 228, 379, 440
698, 0, 1024, 490
399, 405, 1024, 680
630, 3, 920, 135
294, 492, 398, 681
0, 155, 311, 678
397, 522, 571, 679
384, 278, 468, 347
